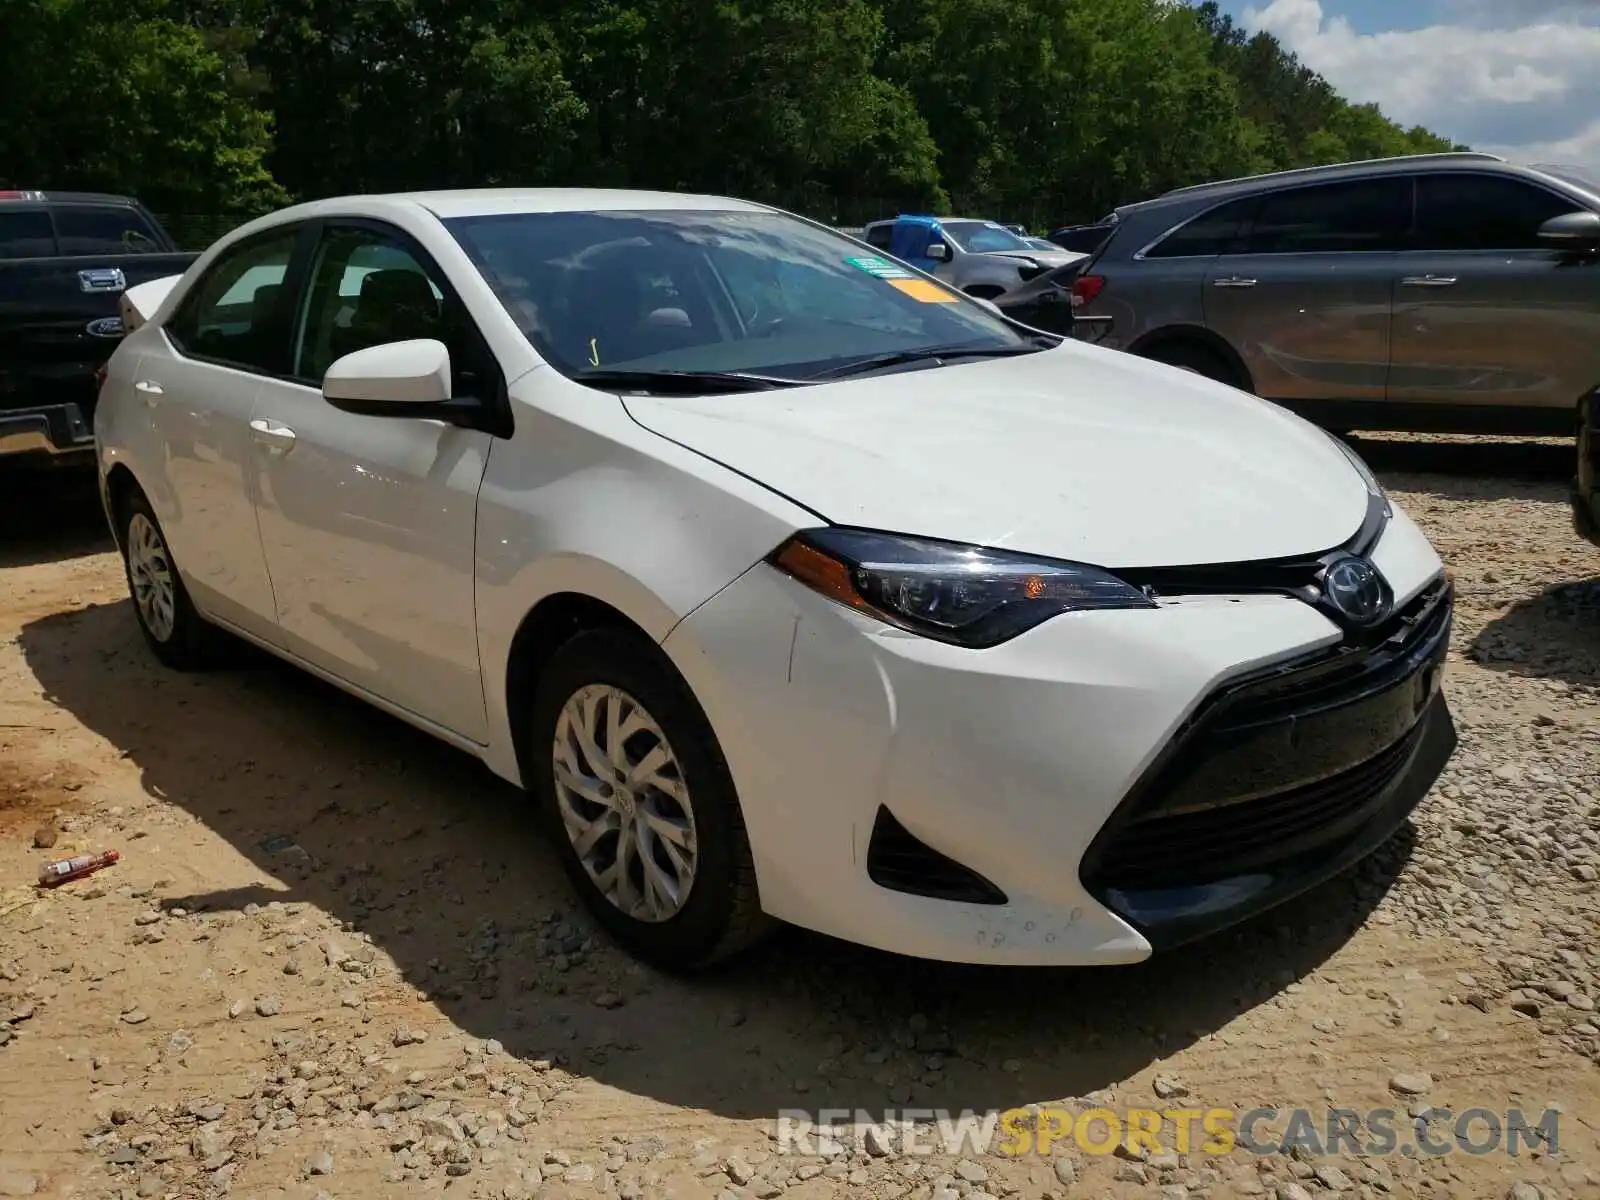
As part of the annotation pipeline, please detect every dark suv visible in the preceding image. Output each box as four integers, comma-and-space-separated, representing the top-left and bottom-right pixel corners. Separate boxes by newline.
1070, 153, 1600, 435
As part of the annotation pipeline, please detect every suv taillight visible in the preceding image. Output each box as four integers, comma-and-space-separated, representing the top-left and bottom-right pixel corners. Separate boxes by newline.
1071, 274, 1105, 309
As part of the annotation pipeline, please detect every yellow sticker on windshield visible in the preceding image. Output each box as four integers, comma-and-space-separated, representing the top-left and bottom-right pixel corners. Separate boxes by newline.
888, 278, 960, 304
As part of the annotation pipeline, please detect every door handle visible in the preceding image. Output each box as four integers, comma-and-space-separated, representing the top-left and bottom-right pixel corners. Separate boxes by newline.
1400, 275, 1458, 287
249, 417, 298, 454
1212, 277, 1258, 289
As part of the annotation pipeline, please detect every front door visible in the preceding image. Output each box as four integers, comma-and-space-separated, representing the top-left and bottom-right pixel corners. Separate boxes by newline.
1387, 171, 1600, 415
1203, 175, 1409, 405
250, 221, 496, 741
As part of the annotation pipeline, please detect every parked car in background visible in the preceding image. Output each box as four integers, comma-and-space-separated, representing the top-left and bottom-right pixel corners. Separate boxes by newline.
0, 190, 198, 464
1069, 152, 1600, 435
1576, 389, 1598, 547
97, 188, 1455, 970
994, 253, 1089, 334
860, 215, 1083, 298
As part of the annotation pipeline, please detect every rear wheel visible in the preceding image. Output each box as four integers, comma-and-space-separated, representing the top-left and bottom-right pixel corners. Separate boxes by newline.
118, 488, 228, 670
964, 285, 1006, 301
1144, 340, 1243, 389
529, 628, 769, 970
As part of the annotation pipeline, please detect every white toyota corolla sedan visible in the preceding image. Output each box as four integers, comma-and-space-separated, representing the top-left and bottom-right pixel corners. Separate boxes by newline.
95, 189, 1457, 969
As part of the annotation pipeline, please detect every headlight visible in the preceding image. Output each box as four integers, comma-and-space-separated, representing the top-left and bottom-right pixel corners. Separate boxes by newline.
769, 528, 1155, 648
1327, 432, 1391, 516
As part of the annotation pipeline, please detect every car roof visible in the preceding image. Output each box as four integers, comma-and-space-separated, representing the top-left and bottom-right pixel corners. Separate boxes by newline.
0, 189, 144, 206
1117, 152, 1513, 216
267, 188, 773, 223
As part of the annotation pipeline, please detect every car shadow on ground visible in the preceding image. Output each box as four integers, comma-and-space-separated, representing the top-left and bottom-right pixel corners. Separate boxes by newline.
0, 466, 113, 569
19, 599, 1412, 1121
1468, 577, 1600, 687
1342, 435, 1572, 503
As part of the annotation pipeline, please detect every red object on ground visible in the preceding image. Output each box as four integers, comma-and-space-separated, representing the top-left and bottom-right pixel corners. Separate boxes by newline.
37, 849, 120, 888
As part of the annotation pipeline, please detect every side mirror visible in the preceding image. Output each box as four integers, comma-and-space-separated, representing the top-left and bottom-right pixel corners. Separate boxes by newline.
926, 242, 951, 262
1538, 210, 1600, 250
323, 339, 452, 415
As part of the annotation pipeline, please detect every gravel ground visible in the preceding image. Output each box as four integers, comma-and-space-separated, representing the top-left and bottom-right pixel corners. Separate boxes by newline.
0, 436, 1597, 1200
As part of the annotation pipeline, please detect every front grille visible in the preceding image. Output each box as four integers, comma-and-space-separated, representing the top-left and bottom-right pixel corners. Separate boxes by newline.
867, 807, 1007, 905
1083, 577, 1451, 895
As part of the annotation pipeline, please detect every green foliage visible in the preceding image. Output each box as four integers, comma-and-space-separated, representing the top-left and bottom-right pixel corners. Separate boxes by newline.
0, 0, 286, 213
0, 0, 1463, 226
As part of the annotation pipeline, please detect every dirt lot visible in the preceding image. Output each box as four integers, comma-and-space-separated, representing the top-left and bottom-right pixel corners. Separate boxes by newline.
0, 438, 1597, 1200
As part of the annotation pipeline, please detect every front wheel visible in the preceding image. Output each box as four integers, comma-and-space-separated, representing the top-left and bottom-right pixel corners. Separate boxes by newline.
529, 629, 769, 970
118, 488, 227, 670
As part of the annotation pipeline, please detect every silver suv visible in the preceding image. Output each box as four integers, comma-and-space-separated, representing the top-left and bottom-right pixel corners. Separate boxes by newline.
860, 216, 1083, 299
1070, 152, 1600, 435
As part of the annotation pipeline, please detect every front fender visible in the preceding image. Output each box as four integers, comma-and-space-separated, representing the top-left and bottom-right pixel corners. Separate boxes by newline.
471, 385, 818, 784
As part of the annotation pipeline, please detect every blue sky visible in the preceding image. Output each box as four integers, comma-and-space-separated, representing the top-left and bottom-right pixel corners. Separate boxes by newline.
1207, 0, 1600, 165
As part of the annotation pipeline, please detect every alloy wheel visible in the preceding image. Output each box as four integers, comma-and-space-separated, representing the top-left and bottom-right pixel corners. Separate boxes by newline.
127, 512, 177, 643
551, 684, 699, 922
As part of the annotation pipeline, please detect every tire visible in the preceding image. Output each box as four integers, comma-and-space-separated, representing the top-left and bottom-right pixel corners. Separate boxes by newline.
964, 285, 1006, 301
117, 487, 228, 670
529, 628, 769, 970
1145, 341, 1242, 389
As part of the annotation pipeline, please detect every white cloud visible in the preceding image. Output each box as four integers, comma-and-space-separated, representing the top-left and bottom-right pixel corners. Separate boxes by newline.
1242, 0, 1600, 166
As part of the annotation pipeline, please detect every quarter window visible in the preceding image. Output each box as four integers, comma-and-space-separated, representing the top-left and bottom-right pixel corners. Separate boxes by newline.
166, 231, 298, 374
1242, 178, 1410, 254
1414, 174, 1578, 251
1145, 196, 1257, 258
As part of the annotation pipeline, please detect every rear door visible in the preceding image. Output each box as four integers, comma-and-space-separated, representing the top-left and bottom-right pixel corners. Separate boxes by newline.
1203, 176, 1409, 403
134, 225, 307, 640
1386, 171, 1600, 417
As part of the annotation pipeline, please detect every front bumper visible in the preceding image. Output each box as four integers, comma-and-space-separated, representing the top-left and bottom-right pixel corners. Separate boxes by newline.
0, 403, 96, 462
664, 509, 1453, 965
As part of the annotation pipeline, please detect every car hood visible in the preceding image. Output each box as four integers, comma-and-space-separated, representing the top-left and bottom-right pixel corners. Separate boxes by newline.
620, 343, 1372, 568
984, 249, 1082, 270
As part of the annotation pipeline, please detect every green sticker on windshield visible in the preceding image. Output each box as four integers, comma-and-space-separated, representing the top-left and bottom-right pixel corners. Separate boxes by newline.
845, 255, 914, 280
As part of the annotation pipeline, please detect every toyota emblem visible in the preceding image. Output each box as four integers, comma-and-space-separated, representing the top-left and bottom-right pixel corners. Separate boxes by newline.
1322, 555, 1390, 627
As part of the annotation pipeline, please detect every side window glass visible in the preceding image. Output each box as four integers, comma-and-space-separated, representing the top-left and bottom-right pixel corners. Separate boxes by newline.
167, 232, 298, 372
53, 206, 162, 255
864, 225, 893, 250
295, 228, 464, 387
1146, 197, 1257, 258
1415, 174, 1577, 251
0, 211, 55, 259
1244, 178, 1410, 254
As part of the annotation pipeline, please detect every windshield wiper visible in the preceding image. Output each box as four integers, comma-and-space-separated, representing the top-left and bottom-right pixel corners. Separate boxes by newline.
571, 367, 803, 394
808, 340, 1051, 380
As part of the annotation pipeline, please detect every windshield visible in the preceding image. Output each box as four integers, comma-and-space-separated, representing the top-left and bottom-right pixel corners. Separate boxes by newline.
444, 209, 1035, 381
938, 221, 1034, 254
1534, 164, 1600, 200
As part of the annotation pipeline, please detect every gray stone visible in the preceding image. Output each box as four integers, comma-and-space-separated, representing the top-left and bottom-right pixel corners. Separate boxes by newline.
1387, 1072, 1432, 1096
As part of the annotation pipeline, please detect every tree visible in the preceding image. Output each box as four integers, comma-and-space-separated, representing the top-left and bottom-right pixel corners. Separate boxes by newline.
0, 0, 285, 213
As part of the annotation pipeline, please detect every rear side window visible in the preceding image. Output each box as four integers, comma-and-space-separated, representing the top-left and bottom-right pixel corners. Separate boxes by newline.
1414, 174, 1579, 251
1145, 196, 1257, 258
167, 231, 299, 374
53, 206, 164, 255
1243, 178, 1410, 254
0, 210, 56, 259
